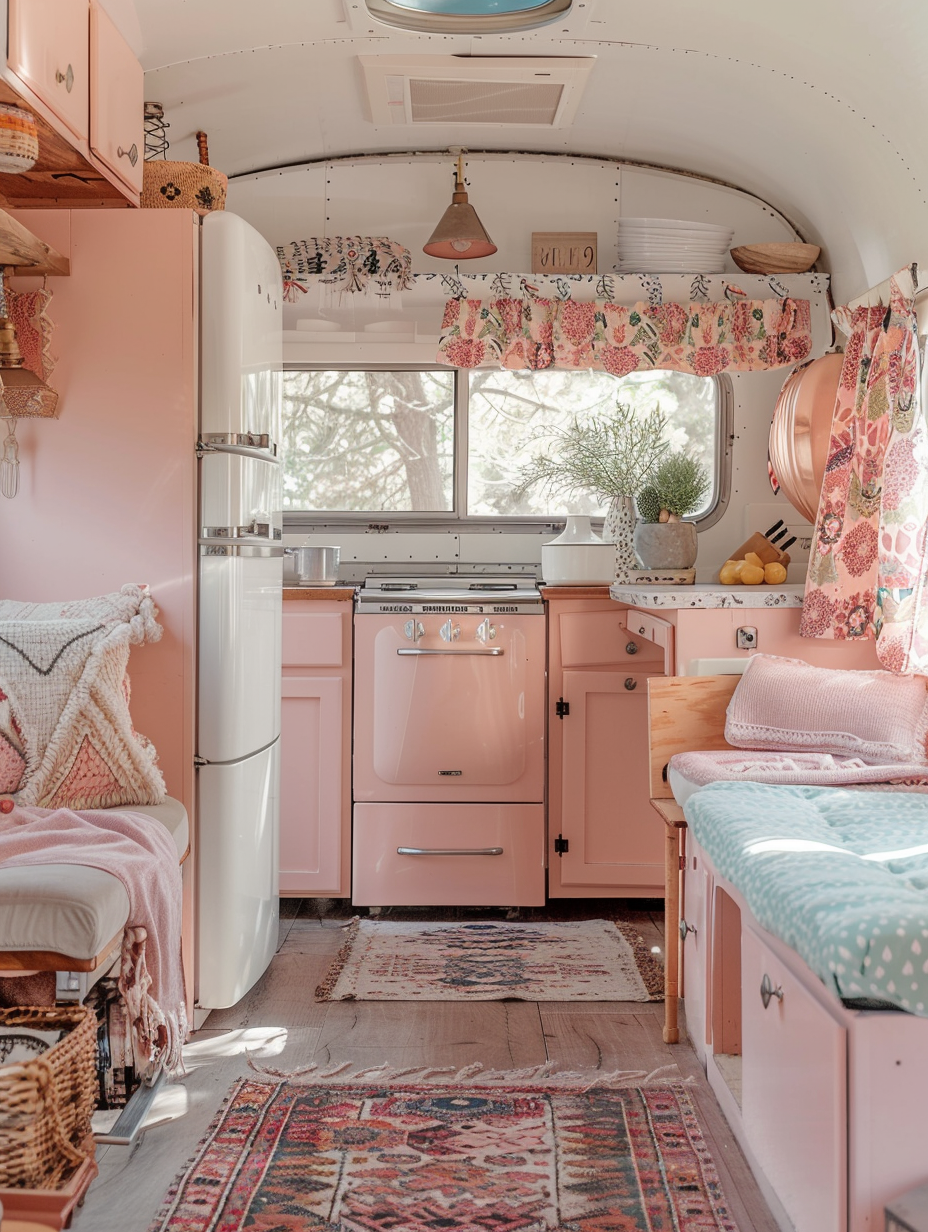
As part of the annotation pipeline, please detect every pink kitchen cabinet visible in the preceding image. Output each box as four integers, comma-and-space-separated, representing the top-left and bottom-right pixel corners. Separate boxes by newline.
280, 599, 353, 897
545, 591, 666, 897
89, 1, 143, 196
8, 0, 90, 141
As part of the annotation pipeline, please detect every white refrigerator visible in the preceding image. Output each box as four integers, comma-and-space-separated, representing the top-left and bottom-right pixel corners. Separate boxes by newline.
196, 212, 283, 1009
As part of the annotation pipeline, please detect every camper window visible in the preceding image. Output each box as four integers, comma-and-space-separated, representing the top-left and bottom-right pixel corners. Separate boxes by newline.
281, 366, 724, 526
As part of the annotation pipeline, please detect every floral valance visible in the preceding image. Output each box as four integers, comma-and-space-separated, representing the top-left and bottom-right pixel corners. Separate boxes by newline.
278, 236, 414, 302
437, 295, 812, 374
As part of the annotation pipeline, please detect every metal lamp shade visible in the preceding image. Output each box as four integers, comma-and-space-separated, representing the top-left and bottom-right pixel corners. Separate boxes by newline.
423, 163, 497, 259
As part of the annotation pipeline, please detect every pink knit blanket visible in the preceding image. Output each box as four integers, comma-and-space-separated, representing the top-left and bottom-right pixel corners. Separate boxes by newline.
0, 806, 186, 1075
670, 749, 928, 792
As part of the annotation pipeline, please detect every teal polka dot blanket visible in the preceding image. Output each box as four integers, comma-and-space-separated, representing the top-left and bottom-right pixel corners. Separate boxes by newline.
685, 781, 928, 1014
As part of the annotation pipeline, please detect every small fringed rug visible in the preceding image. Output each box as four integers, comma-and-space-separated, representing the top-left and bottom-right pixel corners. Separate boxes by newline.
316, 918, 663, 1002
150, 1069, 737, 1232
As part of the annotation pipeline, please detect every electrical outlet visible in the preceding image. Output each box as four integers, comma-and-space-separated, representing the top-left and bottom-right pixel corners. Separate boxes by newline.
736, 626, 757, 650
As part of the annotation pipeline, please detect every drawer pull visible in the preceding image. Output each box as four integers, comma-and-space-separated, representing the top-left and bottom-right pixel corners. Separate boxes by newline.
638, 625, 646, 635
760, 973, 784, 1009
397, 648, 504, 657
56, 64, 75, 93
624, 677, 637, 691
397, 846, 504, 857
118, 143, 140, 167
625, 641, 639, 655
679, 918, 696, 943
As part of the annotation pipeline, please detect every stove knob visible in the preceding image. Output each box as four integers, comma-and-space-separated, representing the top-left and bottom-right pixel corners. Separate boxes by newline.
404, 619, 425, 642
440, 619, 461, 642
475, 618, 497, 643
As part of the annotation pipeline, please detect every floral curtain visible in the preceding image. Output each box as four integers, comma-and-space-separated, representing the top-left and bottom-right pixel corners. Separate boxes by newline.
278, 237, 414, 302
436, 295, 812, 375
801, 265, 928, 673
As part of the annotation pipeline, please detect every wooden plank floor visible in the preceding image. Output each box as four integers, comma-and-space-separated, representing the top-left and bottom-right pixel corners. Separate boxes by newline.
76, 903, 779, 1232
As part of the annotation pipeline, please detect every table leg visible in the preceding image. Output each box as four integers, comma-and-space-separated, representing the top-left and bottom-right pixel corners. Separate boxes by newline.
663, 822, 680, 1044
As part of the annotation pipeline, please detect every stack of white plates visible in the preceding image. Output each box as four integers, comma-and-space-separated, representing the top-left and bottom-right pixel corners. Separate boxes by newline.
615, 218, 735, 274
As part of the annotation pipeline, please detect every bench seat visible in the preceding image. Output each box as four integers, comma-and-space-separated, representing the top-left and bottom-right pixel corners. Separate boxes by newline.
0, 799, 188, 968
685, 780, 928, 1015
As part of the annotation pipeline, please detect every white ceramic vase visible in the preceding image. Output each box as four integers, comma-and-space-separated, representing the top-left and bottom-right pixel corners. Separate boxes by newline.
541, 516, 615, 585
602, 495, 637, 581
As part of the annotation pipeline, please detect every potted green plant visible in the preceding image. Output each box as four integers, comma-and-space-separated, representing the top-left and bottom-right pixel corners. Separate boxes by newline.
516, 401, 668, 577
633, 452, 710, 570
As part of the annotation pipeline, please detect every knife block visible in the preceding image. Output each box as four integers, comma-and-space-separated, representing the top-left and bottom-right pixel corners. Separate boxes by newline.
728, 531, 791, 568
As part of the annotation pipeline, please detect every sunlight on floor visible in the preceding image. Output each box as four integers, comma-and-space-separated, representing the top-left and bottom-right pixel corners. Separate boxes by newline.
182, 1025, 289, 1068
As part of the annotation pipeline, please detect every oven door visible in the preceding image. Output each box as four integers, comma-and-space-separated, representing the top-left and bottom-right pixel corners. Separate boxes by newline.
353, 612, 545, 802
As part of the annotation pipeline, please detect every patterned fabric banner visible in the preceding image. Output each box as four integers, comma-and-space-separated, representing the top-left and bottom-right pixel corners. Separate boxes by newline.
802, 265, 928, 673
278, 236, 414, 302
436, 295, 812, 374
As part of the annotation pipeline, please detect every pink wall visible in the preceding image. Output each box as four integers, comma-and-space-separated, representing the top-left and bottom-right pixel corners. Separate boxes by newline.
0, 209, 198, 818
671, 607, 882, 674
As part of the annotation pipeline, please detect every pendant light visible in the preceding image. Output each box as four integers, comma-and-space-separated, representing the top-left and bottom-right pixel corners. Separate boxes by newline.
0, 267, 59, 419
423, 155, 497, 260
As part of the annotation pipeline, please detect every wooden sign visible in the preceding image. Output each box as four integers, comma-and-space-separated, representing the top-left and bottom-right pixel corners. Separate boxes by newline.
531, 232, 597, 275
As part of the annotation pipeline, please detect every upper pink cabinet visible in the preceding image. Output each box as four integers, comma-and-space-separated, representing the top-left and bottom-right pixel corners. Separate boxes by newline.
89, 1, 143, 195
8, 0, 90, 141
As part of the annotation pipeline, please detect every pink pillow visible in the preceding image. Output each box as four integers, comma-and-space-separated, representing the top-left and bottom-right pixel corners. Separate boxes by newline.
725, 654, 928, 765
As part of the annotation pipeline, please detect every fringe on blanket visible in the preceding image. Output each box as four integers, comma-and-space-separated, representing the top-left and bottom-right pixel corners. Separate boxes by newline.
245, 1057, 691, 1090
120, 926, 187, 1076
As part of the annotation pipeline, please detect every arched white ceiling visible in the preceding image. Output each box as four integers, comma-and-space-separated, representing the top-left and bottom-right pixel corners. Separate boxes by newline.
133, 0, 928, 299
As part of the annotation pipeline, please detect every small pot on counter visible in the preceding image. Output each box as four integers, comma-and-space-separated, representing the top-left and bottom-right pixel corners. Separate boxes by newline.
284, 545, 341, 586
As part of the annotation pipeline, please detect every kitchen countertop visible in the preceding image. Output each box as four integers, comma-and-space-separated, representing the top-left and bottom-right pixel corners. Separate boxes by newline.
609, 582, 805, 609
283, 586, 356, 601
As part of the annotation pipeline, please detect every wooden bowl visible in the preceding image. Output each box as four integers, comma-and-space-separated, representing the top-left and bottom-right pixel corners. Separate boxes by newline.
730, 243, 821, 274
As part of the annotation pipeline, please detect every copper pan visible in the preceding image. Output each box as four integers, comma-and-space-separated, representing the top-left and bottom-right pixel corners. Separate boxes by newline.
769, 352, 843, 524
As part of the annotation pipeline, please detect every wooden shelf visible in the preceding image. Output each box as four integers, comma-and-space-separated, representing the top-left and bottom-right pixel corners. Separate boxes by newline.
0, 205, 69, 274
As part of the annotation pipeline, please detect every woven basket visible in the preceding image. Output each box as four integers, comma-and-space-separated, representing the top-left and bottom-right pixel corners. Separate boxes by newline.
141, 159, 227, 216
0, 104, 38, 174
0, 1006, 98, 1189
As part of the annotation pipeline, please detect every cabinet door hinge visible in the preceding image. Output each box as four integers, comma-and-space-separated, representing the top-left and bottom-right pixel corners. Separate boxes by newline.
555, 698, 569, 719
554, 834, 569, 855
194, 754, 209, 768
679, 854, 686, 871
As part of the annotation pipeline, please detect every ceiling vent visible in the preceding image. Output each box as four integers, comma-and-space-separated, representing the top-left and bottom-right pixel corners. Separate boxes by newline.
360, 55, 595, 127
364, 0, 573, 35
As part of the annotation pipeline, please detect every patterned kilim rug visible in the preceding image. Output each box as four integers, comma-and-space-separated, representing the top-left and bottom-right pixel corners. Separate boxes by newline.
316, 918, 663, 1002
149, 1070, 737, 1232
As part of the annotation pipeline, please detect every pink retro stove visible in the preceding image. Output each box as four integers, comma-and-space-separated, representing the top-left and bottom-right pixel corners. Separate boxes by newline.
352, 574, 546, 906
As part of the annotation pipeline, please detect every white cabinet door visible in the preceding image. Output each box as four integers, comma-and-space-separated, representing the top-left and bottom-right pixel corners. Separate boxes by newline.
741, 926, 847, 1232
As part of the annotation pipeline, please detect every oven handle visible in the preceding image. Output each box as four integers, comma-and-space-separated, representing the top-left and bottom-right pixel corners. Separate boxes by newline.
397, 846, 504, 856
396, 648, 504, 656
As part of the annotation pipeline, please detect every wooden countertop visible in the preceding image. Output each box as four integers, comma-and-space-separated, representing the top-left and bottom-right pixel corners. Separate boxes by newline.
283, 587, 356, 601
540, 586, 614, 599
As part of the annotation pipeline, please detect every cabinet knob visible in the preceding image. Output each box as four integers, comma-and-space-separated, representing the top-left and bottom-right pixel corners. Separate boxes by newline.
624, 677, 637, 691
625, 640, 639, 655
679, 918, 696, 943
760, 973, 784, 1009
118, 143, 140, 167
56, 64, 75, 93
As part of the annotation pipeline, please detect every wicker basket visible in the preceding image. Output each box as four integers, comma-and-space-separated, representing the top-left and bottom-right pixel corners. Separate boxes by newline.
0, 1006, 98, 1189
141, 159, 227, 216
0, 103, 39, 174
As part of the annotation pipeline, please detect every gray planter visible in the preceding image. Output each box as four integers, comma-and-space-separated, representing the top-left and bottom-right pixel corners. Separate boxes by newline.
633, 521, 698, 570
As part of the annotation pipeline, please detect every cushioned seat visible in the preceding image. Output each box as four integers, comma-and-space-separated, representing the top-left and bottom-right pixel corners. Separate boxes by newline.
0, 798, 188, 965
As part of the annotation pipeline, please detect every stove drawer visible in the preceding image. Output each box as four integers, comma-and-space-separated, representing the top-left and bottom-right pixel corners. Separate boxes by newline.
352, 804, 545, 906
